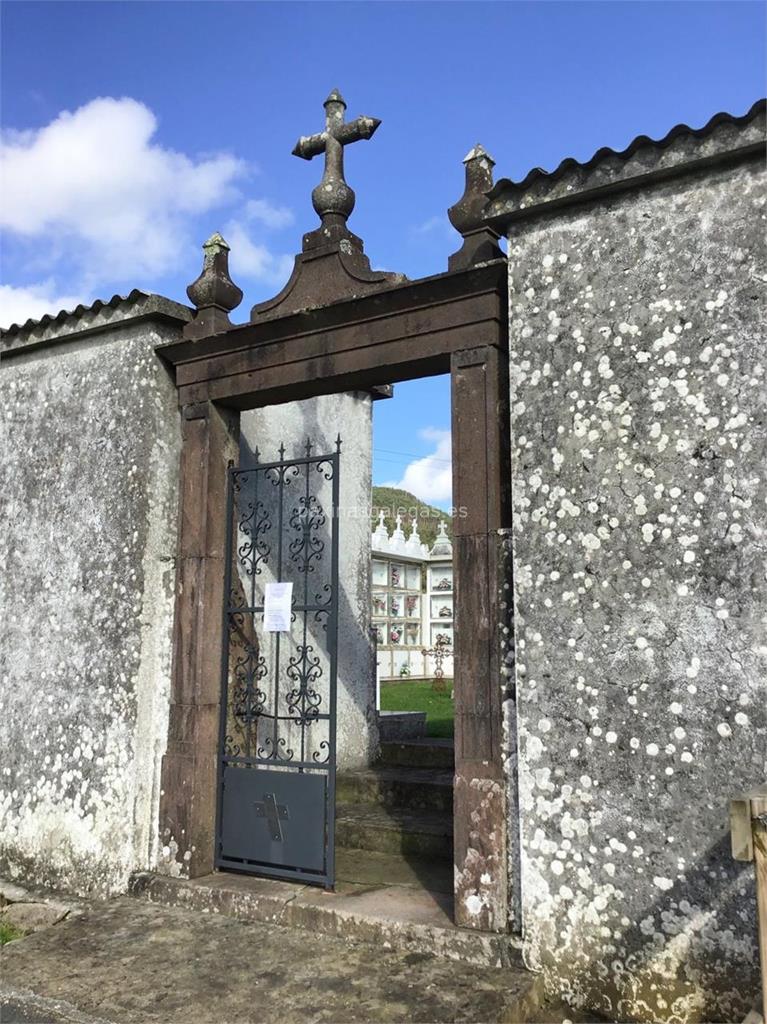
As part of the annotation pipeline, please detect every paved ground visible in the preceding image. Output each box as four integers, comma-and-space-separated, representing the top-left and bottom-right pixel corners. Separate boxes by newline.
0, 993, 112, 1024
0, 897, 542, 1024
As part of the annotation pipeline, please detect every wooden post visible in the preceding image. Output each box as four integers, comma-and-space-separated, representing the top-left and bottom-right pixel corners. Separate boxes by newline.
158, 400, 239, 878
731, 786, 767, 1021
450, 344, 512, 932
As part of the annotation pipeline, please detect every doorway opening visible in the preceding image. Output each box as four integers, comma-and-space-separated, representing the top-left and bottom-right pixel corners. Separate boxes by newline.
334, 374, 456, 909
157, 258, 512, 935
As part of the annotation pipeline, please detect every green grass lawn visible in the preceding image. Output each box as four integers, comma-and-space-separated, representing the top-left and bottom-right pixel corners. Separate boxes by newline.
380, 679, 454, 738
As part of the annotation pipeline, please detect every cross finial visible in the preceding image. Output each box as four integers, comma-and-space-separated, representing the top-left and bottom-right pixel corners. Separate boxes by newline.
292, 90, 381, 250
250, 90, 402, 321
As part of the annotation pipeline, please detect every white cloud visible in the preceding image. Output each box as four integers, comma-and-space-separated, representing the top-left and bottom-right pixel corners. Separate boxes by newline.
0, 281, 84, 329
223, 221, 294, 287
244, 198, 294, 230
384, 428, 453, 504
412, 215, 455, 241
0, 96, 246, 286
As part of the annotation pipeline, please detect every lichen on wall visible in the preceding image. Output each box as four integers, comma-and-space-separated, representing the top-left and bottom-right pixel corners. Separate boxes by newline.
0, 317, 183, 896
507, 157, 766, 1022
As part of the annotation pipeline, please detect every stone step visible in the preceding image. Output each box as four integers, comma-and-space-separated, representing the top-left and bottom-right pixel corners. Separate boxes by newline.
3, 888, 547, 1024
378, 738, 455, 769
336, 846, 453, 894
377, 709, 427, 741
129, 870, 535, 983
336, 802, 453, 860
337, 766, 454, 813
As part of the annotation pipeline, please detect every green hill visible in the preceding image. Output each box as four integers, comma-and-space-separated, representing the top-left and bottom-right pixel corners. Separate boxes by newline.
371, 485, 452, 549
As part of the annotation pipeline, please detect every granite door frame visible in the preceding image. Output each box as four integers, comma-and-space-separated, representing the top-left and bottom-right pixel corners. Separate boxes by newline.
155, 260, 515, 933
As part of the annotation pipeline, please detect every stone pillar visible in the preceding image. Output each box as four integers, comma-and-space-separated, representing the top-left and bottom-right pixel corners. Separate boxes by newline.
158, 400, 239, 878
451, 344, 512, 931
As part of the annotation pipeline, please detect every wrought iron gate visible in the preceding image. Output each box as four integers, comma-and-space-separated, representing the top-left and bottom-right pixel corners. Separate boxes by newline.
215, 438, 340, 888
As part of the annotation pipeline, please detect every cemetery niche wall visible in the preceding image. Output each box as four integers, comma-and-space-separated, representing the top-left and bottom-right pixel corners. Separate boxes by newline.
371, 514, 455, 681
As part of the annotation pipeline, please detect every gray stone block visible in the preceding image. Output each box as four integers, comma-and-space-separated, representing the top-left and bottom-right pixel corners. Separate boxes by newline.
2, 901, 69, 933
378, 710, 427, 741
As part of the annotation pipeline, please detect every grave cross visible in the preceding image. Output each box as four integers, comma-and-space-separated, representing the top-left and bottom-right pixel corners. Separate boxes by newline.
422, 637, 452, 695
292, 89, 381, 236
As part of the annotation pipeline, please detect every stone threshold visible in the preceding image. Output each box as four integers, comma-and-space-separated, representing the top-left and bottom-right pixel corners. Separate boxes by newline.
129, 867, 530, 973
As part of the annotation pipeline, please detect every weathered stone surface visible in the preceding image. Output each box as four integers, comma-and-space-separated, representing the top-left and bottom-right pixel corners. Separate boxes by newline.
506, 154, 766, 1022
251, 91, 404, 321
0, 989, 112, 1024
376, 710, 427, 742
447, 144, 504, 271
0, 306, 185, 896
0, 881, 31, 906
185, 233, 243, 340
450, 344, 512, 934
486, 102, 765, 224
0, 896, 543, 1023
240, 393, 376, 770
156, 400, 237, 881
2, 900, 69, 933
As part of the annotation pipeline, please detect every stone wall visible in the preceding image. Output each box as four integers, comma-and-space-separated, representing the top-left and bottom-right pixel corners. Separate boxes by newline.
0, 298, 188, 896
507, 154, 766, 1020
241, 393, 377, 770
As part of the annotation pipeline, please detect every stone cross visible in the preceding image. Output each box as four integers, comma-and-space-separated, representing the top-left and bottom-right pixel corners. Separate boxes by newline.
292, 90, 381, 240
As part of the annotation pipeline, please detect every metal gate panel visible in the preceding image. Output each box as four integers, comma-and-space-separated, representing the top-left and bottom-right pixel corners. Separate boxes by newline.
215, 439, 340, 888
220, 766, 326, 871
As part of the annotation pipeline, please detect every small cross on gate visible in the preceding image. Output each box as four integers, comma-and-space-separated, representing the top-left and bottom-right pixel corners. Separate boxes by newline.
292, 90, 381, 241
254, 792, 290, 843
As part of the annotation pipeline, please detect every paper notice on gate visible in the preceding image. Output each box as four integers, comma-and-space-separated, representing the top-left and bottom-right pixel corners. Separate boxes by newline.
264, 582, 293, 632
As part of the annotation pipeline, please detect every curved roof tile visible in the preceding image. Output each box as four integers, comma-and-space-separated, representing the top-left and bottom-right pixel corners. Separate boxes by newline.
487, 99, 766, 201
1, 290, 192, 351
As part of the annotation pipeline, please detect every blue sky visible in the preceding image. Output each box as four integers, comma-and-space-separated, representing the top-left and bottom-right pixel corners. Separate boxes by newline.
1, 1, 764, 507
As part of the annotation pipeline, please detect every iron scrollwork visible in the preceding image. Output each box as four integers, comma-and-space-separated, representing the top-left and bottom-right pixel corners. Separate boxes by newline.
220, 438, 340, 773
289, 495, 326, 574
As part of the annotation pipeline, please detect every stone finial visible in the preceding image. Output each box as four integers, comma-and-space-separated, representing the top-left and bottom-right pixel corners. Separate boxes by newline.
405, 518, 424, 558
447, 144, 504, 271
390, 513, 408, 555
372, 509, 389, 551
185, 233, 243, 339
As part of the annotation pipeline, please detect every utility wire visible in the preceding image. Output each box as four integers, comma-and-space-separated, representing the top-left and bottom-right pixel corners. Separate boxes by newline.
373, 447, 452, 464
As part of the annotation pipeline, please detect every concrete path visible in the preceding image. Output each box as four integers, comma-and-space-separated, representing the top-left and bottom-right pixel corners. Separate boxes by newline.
0, 897, 542, 1024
